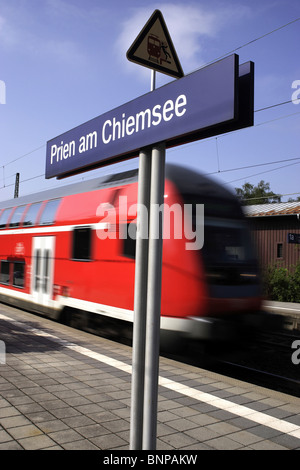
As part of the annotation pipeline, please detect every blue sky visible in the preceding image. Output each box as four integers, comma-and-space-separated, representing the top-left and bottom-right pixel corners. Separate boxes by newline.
0, 0, 299, 202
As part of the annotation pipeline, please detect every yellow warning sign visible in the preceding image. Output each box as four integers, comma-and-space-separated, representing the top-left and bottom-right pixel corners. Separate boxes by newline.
127, 10, 184, 79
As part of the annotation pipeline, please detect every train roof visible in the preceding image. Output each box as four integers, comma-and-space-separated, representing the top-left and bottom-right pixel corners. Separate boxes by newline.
0, 169, 138, 210
166, 164, 236, 201
0, 164, 237, 210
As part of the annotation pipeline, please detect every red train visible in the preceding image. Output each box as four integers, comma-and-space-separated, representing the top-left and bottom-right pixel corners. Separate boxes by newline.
0, 164, 262, 342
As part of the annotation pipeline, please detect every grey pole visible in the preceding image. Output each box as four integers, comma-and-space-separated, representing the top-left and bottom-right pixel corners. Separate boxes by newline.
130, 69, 158, 450
142, 142, 165, 450
130, 148, 151, 450
14, 173, 20, 198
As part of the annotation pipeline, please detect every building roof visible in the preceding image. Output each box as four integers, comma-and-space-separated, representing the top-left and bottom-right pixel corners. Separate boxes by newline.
244, 202, 300, 217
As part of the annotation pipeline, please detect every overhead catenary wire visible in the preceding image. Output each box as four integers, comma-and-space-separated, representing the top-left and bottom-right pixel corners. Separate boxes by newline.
1, 99, 299, 193
0, 16, 299, 198
241, 192, 300, 202
1, 12, 299, 172
200, 17, 300, 69
225, 160, 300, 185
255, 98, 299, 113
207, 156, 300, 176
0, 173, 44, 191
2, 144, 45, 168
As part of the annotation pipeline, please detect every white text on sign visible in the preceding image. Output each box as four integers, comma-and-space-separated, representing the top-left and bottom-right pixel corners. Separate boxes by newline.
50, 94, 187, 165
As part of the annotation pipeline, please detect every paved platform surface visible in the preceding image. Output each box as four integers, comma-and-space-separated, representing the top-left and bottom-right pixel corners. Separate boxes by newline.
0, 303, 300, 451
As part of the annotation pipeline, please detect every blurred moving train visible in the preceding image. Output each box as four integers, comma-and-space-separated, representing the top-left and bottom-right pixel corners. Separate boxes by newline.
0, 164, 263, 342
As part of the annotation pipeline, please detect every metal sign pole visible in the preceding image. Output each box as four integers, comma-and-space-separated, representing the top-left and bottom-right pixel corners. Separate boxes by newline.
130, 148, 151, 450
142, 142, 165, 450
130, 68, 157, 451
151, 70, 156, 92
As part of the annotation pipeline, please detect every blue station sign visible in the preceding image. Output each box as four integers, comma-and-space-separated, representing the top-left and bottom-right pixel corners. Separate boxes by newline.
46, 54, 253, 179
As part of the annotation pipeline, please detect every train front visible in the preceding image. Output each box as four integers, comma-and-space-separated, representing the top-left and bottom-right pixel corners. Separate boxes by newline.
163, 165, 263, 342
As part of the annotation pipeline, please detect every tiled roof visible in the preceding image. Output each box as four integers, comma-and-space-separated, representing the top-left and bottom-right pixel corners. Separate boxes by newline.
244, 202, 300, 217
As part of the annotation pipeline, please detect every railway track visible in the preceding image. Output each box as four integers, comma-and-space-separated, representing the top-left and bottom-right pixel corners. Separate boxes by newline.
3, 301, 300, 398
190, 329, 300, 398
219, 359, 300, 398
58, 307, 300, 398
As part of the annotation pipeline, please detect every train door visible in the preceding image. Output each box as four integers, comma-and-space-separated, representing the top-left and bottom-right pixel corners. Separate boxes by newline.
32, 236, 55, 306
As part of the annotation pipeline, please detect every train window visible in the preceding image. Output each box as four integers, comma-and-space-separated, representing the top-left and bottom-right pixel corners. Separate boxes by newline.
9, 205, 27, 228
277, 243, 283, 259
23, 202, 43, 226
13, 262, 25, 289
72, 227, 92, 261
0, 208, 13, 229
0, 261, 10, 285
203, 225, 249, 263
122, 223, 136, 259
182, 194, 243, 219
39, 199, 61, 225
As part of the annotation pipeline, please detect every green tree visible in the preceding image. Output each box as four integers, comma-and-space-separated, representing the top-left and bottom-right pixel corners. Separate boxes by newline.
235, 180, 281, 205
263, 263, 300, 303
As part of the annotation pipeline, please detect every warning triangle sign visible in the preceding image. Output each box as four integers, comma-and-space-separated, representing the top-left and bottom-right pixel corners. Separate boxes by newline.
126, 10, 184, 79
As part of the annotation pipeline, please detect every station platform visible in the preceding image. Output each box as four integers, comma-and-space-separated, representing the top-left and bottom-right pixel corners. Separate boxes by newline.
0, 303, 300, 452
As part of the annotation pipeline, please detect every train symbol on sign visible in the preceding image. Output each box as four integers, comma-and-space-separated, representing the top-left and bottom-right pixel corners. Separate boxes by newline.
147, 34, 171, 65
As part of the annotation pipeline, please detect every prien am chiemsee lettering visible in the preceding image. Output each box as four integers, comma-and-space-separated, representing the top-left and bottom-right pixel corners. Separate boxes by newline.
102, 94, 187, 144
49, 94, 187, 165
